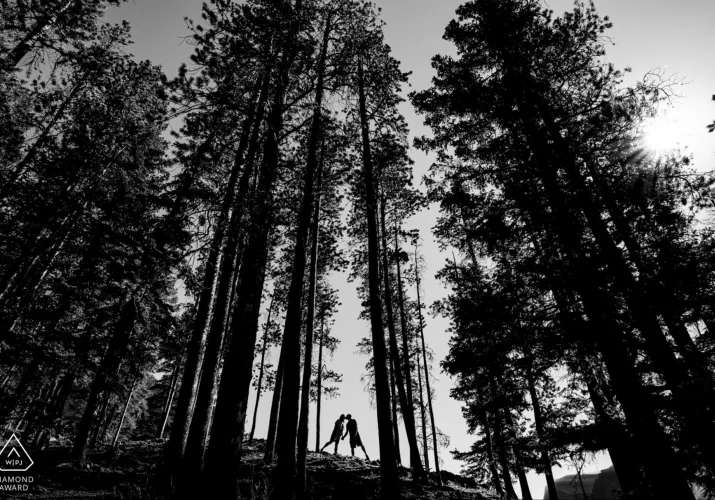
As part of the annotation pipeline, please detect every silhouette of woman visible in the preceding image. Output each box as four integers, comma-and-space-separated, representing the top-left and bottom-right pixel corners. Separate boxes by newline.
320, 414, 346, 454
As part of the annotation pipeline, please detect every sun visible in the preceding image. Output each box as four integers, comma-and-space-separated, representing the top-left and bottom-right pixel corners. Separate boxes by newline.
639, 114, 684, 153
637, 100, 707, 155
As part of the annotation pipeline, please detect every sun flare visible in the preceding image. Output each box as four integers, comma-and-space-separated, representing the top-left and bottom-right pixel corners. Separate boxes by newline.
641, 115, 684, 153
638, 109, 697, 154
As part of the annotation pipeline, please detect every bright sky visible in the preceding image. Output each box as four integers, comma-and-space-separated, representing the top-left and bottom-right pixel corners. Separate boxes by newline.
105, 0, 715, 498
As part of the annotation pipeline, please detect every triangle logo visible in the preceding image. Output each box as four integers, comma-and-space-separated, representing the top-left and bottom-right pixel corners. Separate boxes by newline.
0, 434, 33, 472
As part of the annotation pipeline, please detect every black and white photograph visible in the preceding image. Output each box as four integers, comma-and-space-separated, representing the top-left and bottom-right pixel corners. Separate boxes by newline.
0, 0, 714, 498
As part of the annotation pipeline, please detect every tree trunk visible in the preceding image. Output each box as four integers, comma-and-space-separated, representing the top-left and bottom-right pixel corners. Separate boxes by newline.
413, 244, 441, 486
158, 356, 182, 440
379, 200, 424, 480
273, 15, 330, 498
5, 232, 75, 336
32, 369, 76, 449
492, 409, 518, 500
478, 410, 504, 497
111, 379, 137, 449
73, 297, 139, 461
0, 357, 40, 424
297, 128, 328, 498
315, 314, 324, 453
389, 355, 401, 466
517, 103, 697, 500
296, 188, 323, 491
164, 134, 216, 225
2, 209, 81, 336
574, 464, 588, 499
1, 0, 73, 68
704, 321, 715, 340
184, 158, 258, 471
579, 361, 644, 497
264, 341, 286, 464
203, 214, 273, 495
357, 55, 400, 499
1, 146, 124, 318
660, 311, 712, 390
548, 216, 694, 498
502, 410, 533, 500
542, 256, 648, 498
0, 365, 17, 390
249, 295, 275, 443
584, 145, 710, 380
416, 354, 429, 473
182, 213, 245, 476
90, 389, 112, 449
0, 80, 84, 204
394, 223, 419, 466
525, 364, 558, 500
532, 94, 715, 464
204, 9, 302, 490
15, 380, 54, 438
167, 73, 268, 471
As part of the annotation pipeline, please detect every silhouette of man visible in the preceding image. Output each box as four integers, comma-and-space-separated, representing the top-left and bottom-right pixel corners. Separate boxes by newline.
320, 414, 346, 454
342, 414, 370, 460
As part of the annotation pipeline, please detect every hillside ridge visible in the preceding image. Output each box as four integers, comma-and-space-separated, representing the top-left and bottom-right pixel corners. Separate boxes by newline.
8, 439, 496, 499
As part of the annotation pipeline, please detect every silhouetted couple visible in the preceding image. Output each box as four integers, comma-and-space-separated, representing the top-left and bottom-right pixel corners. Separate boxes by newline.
320, 414, 369, 460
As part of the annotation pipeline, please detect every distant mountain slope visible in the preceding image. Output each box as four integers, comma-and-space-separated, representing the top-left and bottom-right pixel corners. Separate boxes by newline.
544, 466, 711, 500
543, 466, 620, 500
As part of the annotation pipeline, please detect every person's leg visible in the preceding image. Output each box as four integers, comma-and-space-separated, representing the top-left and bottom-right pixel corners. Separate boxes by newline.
351, 445, 355, 456
360, 444, 369, 461
321, 440, 333, 452
333, 440, 338, 454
